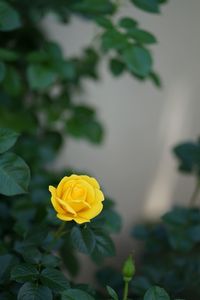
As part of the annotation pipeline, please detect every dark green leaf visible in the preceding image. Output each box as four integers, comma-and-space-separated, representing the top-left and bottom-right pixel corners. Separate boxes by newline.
3, 66, 22, 96
0, 127, 19, 154
127, 28, 157, 44
122, 45, 152, 77
62, 288, 95, 300
69, 0, 115, 16
144, 286, 170, 300
41, 254, 60, 268
0, 2, 21, 31
188, 225, 200, 242
0, 48, 19, 61
17, 282, 52, 300
131, 0, 160, 13
106, 285, 119, 300
109, 58, 125, 76
95, 16, 113, 29
0, 61, 5, 82
101, 29, 128, 52
40, 268, 70, 292
71, 226, 96, 254
11, 263, 39, 283
27, 64, 57, 90
0, 152, 30, 196
149, 71, 162, 87
92, 229, 115, 261
0, 254, 15, 283
118, 17, 138, 29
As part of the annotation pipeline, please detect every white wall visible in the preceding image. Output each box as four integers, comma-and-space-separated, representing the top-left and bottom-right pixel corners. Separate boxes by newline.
44, 0, 200, 282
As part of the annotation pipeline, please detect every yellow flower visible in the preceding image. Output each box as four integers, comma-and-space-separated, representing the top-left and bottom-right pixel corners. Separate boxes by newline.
49, 174, 104, 224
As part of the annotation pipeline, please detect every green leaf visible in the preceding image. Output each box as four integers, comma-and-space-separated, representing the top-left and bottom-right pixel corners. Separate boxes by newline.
27, 64, 57, 90
0, 127, 19, 154
173, 141, 200, 174
188, 224, 200, 242
0, 1, 21, 31
106, 285, 119, 300
122, 45, 152, 77
0, 61, 5, 82
71, 226, 96, 254
101, 29, 128, 52
127, 28, 157, 44
62, 288, 95, 300
11, 263, 39, 283
3, 66, 22, 96
149, 71, 162, 88
131, 0, 160, 13
0, 48, 19, 61
95, 16, 113, 29
67, 117, 103, 144
0, 254, 16, 283
0, 152, 30, 196
144, 286, 170, 300
17, 282, 52, 300
40, 268, 70, 292
118, 17, 138, 29
109, 58, 125, 76
69, 0, 115, 16
92, 229, 115, 261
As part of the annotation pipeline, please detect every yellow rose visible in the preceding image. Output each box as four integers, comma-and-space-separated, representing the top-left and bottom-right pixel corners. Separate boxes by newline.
49, 174, 104, 224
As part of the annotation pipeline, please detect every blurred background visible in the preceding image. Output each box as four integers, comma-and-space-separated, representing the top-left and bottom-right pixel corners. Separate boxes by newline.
43, 0, 200, 282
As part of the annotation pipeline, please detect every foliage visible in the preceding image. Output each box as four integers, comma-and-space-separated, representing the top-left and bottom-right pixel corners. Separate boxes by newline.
130, 138, 200, 300
0, 0, 169, 298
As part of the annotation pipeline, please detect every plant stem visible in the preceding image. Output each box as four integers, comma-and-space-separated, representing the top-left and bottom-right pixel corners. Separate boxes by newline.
54, 222, 66, 239
122, 280, 129, 300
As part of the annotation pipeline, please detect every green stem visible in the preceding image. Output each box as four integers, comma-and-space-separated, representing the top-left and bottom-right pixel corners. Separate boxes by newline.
122, 280, 129, 300
189, 177, 200, 206
54, 222, 66, 239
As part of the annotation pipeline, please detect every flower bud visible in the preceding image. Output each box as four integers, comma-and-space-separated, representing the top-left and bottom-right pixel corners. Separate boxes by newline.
122, 255, 135, 282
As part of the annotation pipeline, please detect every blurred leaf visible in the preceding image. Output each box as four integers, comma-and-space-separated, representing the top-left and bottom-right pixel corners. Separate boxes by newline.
149, 71, 162, 88
22, 248, 42, 265
40, 268, 70, 292
144, 286, 170, 300
173, 141, 200, 174
11, 263, 39, 283
0, 254, 16, 283
0, 1, 21, 31
3, 66, 22, 96
0, 152, 30, 196
0, 110, 37, 133
118, 17, 138, 29
62, 288, 95, 300
27, 64, 57, 90
0, 48, 19, 61
101, 29, 128, 52
131, 276, 152, 295
122, 45, 152, 77
127, 28, 157, 44
0, 61, 5, 82
109, 58, 125, 76
95, 16, 113, 29
0, 127, 19, 154
106, 285, 119, 300
71, 226, 96, 255
69, 0, 115, 16
60, 239, 80, 277
131, 0, 160, 13
18, 282, 52, 300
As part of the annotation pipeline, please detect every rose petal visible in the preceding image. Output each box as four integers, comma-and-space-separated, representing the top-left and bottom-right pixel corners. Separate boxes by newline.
78, 201, 103, 220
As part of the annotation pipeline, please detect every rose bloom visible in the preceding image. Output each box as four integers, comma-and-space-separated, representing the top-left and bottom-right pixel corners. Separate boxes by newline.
49, 174, 104, 224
